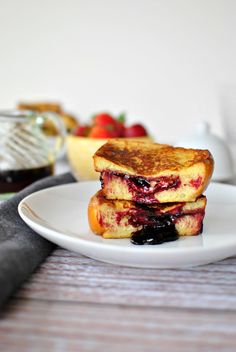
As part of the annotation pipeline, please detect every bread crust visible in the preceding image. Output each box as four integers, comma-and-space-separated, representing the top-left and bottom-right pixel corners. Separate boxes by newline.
94, 139, 214, 177
88, 192, 105, 235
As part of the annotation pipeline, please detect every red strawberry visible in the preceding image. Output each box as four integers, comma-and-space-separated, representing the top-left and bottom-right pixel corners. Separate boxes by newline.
93, 113, 116, 127
115, 121, 125, 137
115, 112, 126, 137
89, 125, 119, 138
124, 123, 148, 137
74, 125, 90, 137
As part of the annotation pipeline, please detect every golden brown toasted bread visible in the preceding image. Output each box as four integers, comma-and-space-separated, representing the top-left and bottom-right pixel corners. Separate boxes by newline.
88, 190, 206, 239
94, 140, 214, 203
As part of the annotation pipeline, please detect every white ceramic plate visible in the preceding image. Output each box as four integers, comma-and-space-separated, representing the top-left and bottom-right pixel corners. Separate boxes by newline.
18, 181, 236, 268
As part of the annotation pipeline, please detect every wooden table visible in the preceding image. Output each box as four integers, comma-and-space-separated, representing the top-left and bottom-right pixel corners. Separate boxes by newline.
1, 248, 236, 351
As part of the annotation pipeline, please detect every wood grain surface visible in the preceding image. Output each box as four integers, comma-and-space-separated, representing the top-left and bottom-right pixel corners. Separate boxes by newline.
1, 248, 236, 352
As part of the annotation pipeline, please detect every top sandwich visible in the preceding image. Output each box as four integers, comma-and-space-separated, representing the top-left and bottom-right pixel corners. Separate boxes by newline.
94, 139, 214, 203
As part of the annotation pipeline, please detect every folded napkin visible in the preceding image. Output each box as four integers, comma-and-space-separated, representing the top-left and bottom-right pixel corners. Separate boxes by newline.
0, 172, 75, 306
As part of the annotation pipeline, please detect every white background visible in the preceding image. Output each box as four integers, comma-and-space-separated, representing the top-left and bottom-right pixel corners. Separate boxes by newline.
0, 0, 236, 142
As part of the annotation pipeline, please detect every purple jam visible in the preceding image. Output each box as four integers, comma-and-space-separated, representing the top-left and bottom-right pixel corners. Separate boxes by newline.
113, 207, 204, 246
189, 176, 203, 189
129, 211, 178, 245
115, 208, 179, 245
131, 221, 179, 245
101, 171, 181, 204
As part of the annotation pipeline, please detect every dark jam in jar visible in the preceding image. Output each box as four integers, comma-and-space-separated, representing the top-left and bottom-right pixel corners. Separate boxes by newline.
0, 164, 54, 193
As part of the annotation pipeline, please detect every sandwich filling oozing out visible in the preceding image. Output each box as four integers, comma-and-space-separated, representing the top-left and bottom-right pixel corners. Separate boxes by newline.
96, 192, 205, 245
100, 171, 182, 203
119, 206, 203, 245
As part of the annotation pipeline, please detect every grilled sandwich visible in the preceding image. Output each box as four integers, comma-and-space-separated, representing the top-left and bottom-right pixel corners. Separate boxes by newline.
88, 190, 207, 243
94, 140, 214, 203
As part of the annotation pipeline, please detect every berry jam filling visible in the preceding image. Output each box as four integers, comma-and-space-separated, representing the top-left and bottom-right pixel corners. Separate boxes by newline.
125, 174, 180, 194
189, 176, 203, 189
130, 177, 150, 189
114, 206, 204, 245
131, 215, 179, 245
101, 172, 181, 203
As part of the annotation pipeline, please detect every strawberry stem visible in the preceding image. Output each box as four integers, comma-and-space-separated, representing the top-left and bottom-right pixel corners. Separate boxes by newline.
117, 112, 126, 123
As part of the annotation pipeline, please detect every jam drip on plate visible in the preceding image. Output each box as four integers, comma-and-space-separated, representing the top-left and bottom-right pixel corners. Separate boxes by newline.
130, 214, 179, 245
115, 206, 204, 246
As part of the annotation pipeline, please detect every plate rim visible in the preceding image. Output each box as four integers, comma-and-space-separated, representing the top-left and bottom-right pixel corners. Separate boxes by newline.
18, 181, 236, 256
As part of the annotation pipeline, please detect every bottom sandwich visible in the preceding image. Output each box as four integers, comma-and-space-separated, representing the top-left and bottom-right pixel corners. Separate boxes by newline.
88, 190, 206, 245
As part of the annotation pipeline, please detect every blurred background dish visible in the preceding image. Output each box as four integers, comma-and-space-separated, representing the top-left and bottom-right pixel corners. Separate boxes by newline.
66, 111, 151, 180
176, 121, 234, 182
66, 135, 152, 181
17, 102, 78, 135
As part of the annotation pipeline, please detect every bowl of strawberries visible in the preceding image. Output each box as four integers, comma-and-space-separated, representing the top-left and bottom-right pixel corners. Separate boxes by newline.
66, 112, 151, 180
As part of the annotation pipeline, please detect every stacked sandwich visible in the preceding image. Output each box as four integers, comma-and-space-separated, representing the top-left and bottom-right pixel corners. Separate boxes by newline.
88, 140, 214, 245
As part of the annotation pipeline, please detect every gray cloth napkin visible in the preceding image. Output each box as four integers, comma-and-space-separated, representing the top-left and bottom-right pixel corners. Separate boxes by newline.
0, 172, 75, 306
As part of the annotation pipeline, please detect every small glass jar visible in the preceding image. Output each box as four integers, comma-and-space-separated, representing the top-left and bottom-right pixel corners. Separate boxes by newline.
0, 110, 66, 199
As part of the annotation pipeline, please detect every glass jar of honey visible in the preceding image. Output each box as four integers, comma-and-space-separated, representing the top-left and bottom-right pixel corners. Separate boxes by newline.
0, 110, 66, 199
